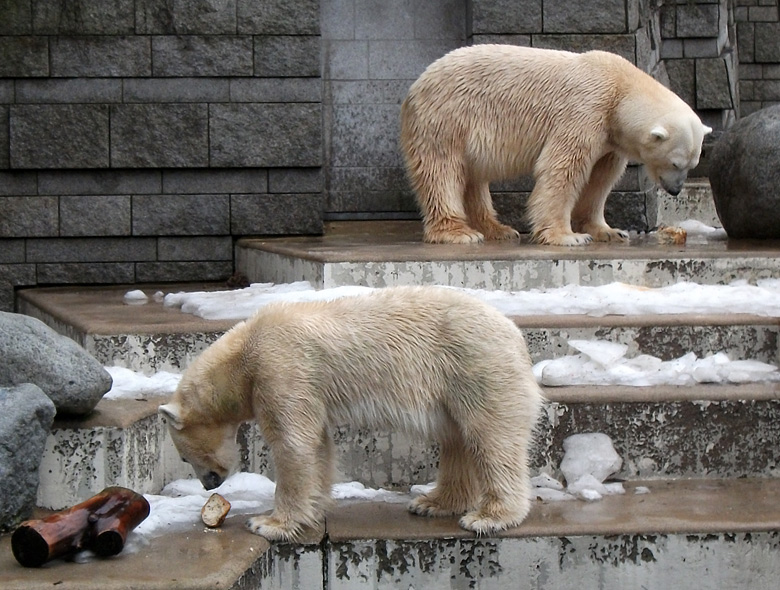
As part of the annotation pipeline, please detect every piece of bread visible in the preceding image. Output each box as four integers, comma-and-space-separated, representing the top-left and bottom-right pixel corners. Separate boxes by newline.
655, 225, 687, 245
201, 493, 231, 528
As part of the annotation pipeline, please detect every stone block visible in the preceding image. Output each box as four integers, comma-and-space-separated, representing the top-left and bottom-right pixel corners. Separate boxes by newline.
26, 237, 156, 262
238, 0, 319, 34
36, 262, 135, 284
59, 195, 132, 237
152, 35, 253, 76
683, 38, 721, 58
532, 35, 636, 63
323, 40, 369, 80
32, 0, 135, 34
605, 192, 649, 232
660, 4, 676, 38
209, 104, 322, 167
354, 0, 415, 40
50, 36, 151, 77
470, 34, 532, 46
737, 22, 755, 63
0, 240, 24, 264
738, 64, 763, 79
0, 171, 37, 196
163, 169, 268, 194
661, 39, 684, 59
470, 0, 542, 34
413, 0, 466, 40
135, 261, 233, 282
158, 236, 233, 261
0, 384, 55, 532
15, 79, 122, 103
231, 193, 323, 234
666, 58, 696, 107
38, 170, 161, 195
330, 104, 404, 168
755, 23, 780, 62
254, 36, 321, 77
739, 80, 754, 100
329, 166, 409, 192
10, 104, 109, 169
136, 0, 237, 34
543, 0, 627, 34
696, 58, 735, 109
133, 194, 230, 235
110, 104, 209, 168
676, 3, 720, 37
269, 168, 323, 193
0, 197, 58, 238
0, 1, 32, 33
748, 6, 779, 21
0, 37, 48, 76
230, 78, 322, 102
328, 80, 408, 105
0, 80, 12, 102
710, 105, 780, 238
755, 80, 780, 100
368, 39, 461, 79
0, 312, 112, 414
0, 106, 7, 168
321, 0, 355, 39
123, 78, 229, 103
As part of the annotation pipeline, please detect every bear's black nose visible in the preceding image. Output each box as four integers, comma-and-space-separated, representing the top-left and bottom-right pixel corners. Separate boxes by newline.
202, 471, 224, 490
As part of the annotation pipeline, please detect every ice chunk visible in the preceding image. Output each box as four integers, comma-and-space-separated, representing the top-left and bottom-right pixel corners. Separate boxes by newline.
560, 433, 623, 485
568, 339, 628, 368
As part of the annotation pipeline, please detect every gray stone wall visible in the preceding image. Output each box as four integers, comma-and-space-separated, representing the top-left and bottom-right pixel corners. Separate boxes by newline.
0, 0, 324, 311
735, 0, 780, 115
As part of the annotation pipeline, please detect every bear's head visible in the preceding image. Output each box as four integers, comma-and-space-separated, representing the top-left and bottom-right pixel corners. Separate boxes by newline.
636, 114, 712, 196
159, 374, 242, 490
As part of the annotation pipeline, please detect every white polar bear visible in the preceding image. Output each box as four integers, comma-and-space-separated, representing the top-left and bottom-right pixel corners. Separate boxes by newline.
159, 286, 543, 542
400, 45, 712, 246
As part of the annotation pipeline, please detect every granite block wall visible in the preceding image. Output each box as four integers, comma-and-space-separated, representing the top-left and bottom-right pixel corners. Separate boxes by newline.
0, 0, 324, 310
735, 0, 780, 115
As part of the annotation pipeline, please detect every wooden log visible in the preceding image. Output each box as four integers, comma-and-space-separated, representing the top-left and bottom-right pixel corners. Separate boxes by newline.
11, 486, 150, 567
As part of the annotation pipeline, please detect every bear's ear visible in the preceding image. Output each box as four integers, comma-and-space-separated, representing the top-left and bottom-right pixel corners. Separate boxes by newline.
703, 125, 713, 136
158, 402, 185, 430
650, 126, 669, 141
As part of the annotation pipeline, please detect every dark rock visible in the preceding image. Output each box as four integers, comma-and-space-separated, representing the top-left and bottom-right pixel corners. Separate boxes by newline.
709, 105, 780, 239
0, 384, 56, 532
0, 312, 112, 415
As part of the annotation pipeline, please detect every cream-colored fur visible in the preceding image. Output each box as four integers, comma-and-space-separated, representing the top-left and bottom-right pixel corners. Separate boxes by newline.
159, 286, 543, 542
400, 45, 712, 246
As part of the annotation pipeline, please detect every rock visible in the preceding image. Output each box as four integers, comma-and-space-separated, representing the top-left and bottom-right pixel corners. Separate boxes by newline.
0, 312, 112, 415
709, 105, 780, 239
0, 384, 56, 532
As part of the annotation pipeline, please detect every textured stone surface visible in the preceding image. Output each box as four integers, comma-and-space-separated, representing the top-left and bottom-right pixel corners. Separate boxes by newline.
132, 194, 230, 235
0, 312, 112, 414
230, 193, 324, 235
110, 104, 209, 168
543, 0, 628, 33
253, 35, 321, 77
209, 104, 322, 167
0, 196, 58, 238
238, 0, 320, 34
151, 35, 253, 76
709, 105, 780, 238
135, 0, 237, 34
470, 0, 541, 34
49, 36, 151, 77
0, 384, 56, 532
59, 195, 132, 237
10, 105, 109, 168
0, 36, 49, 76
32, 0, 135, 34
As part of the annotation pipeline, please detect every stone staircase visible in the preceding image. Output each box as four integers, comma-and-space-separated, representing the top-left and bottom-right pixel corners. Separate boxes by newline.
2, 181, 780, 589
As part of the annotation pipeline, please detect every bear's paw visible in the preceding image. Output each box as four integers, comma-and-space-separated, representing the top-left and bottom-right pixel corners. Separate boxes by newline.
246, 514, 302, 542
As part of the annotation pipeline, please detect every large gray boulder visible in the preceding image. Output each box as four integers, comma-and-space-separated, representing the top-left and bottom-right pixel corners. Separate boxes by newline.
0, 384, 56, 532
0, 312, 112, 415
709, 105, 780, 239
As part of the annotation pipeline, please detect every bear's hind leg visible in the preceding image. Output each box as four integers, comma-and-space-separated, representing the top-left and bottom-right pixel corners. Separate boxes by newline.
409, 421, 481, 518
456, 422, 533, 535
464, 179, 520, 241
572, 153, 629, 242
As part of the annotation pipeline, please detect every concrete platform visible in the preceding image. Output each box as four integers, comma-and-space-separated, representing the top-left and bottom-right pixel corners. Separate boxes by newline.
236, 220, 780, 290
3, 479, 780, 590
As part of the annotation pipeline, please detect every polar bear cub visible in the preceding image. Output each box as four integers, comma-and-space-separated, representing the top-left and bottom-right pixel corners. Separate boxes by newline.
400, 45, 712, 246
159, 286, 543, 541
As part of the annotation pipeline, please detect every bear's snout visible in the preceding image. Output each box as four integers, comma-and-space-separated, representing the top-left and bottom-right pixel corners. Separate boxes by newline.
201, 471, 224, 490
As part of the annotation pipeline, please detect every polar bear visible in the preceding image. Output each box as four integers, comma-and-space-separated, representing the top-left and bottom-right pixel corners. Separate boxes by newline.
159, 286, 543, 542
400, 45, 712, 246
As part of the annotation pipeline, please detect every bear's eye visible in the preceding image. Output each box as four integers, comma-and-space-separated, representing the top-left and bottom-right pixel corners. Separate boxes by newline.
672, 163, 682, 170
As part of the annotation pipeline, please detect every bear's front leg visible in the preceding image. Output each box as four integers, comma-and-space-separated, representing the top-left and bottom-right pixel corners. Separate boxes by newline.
572, 153, 630, 243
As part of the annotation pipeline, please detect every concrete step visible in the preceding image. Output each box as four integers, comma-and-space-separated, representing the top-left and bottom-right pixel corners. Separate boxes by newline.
652, 179, 720, 228
37, 382, 780, 510
16, 285, 780, 372
3, 478, 779, 590
235, 220, 780, 291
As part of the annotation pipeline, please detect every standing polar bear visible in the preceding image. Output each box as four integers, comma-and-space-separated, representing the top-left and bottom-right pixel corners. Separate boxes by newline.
400, 45, 712, 246
159, 286, 543, 542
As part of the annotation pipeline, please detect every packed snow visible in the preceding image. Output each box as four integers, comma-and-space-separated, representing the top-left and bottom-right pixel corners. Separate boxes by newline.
156, 279, 780, 321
